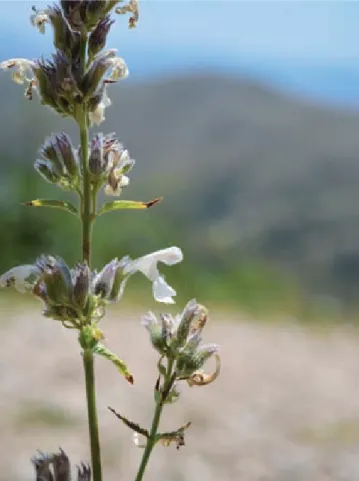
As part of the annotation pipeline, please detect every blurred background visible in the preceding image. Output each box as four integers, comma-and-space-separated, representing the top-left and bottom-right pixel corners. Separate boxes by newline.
2, 1, 359, 480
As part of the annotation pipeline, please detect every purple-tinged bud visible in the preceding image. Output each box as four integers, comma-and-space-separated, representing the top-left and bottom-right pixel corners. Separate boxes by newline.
82, 50, 116, 98
34, 159, 62, 184
41, 136, 64, 175
55, 133, 78, 176
47, 5, 80, 59
141, 312, 168, 355
72, 263, 91, 309
174, 299, 200, 348
89, 133, 105, 176
33, 52, 82, 118
37, 256, 73, 305
92, 259, 120, 299
88, 15, 114, 58
60, 0, 120, 31
176, 344, 219, 379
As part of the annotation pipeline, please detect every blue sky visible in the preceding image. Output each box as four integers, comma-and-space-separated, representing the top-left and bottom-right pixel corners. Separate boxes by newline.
1, 2, 359, 107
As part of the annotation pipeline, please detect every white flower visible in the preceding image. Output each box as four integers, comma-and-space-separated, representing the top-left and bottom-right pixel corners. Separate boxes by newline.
30, 8, 50, 34
0, 265, 41, 293
0, 58, 35, 85
89, 88, 112, 126
123, 247, 183, 303
104, 174, 130, 196
108, 57, 129, 81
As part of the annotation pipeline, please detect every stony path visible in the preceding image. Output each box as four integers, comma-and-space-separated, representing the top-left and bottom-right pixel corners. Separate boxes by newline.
1, 305, 359, 481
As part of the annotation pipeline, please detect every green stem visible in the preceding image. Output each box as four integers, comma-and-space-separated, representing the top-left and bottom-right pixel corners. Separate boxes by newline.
78, 32, 103, 481
134, 360, 175, 481
83, 349, 102, 481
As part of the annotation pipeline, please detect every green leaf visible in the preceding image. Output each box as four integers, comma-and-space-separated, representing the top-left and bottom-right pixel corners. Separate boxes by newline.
98, 197, 163, 216
93, 343, 134, 384
23, 199, 78, 216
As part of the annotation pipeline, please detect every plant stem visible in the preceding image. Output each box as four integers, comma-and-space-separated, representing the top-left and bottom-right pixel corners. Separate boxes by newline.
83, 348, 102, 481
78, 32, 103, 481
134, 360, 175, 481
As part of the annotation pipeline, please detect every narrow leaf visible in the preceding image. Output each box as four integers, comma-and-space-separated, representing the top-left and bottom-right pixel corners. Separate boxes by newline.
23, 199, 78, 216
98, 197, 163, 216
108, 407, 149, 437
93, 343, 134, 384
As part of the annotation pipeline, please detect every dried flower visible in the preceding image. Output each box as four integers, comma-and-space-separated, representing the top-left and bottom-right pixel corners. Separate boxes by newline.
116, 0, 139, 28
30, 7, 50, 34
0, 58, 35, 85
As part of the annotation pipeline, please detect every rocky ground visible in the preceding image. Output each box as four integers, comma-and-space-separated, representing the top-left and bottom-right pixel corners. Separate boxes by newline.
1, 303, 359, 481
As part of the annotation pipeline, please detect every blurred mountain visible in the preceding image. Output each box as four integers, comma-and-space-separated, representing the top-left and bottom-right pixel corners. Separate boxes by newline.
2, 74, 359, 305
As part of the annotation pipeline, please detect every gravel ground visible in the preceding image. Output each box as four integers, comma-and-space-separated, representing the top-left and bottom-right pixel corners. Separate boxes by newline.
1, 304, 359, 481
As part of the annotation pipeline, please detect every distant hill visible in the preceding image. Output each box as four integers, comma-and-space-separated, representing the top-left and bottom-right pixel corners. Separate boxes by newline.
2, 74, 359, 306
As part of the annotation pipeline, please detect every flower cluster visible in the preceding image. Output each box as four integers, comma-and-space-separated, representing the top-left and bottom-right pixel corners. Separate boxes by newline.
142, 299, 220, 387
33, 130, 135, 196
0, 247, 183, 326
88, 132, 135, 195
1, 1, 132, 125
35, 132, 80, 189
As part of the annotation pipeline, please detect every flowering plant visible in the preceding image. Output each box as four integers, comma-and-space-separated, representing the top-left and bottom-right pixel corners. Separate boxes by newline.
0, 2, 220, 480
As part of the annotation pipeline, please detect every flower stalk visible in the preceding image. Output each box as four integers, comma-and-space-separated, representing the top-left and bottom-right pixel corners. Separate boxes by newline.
77, 31, 102, 481
134, 359, 175, 481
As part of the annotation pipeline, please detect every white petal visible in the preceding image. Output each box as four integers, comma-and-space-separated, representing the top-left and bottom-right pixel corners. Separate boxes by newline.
0, 58, 34, 84
119, 175, 130, 187
125, 247, 183, 280
104, 184, 122, 196
109, 57, 129, 81
89, 104, 105, 126
153, 276, 176, 304
0, 265, 41, 293
30, 10, 49, 33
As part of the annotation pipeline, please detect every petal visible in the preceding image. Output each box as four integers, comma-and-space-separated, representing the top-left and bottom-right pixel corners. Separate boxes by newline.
125, 247, 183, 280
0, 265, 41, 293
153, 276, 176, 304
108, 57, 129, 81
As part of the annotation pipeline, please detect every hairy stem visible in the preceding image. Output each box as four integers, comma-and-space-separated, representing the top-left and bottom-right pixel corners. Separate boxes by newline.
78, 32, 103, 481
134, 360, 175, 481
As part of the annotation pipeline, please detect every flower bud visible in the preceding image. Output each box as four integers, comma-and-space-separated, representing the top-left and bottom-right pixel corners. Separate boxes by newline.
175, 299, 199, 348
92, 259, 120, 299
142, 312, 168, 355
88, 16, 114, 58
82, 50, 116, 98
47, 5, 80, 59
41, 136, 65, 175
72, 263, 91, 309
55, 133, 78, 176
107, 257, 128, 302
33, 52, 82, 118
37, 256, 73, 305
60, 0, 119, 31
34, 159, 62, 184
89, 133, 105, 176
193, 344, 220, 369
